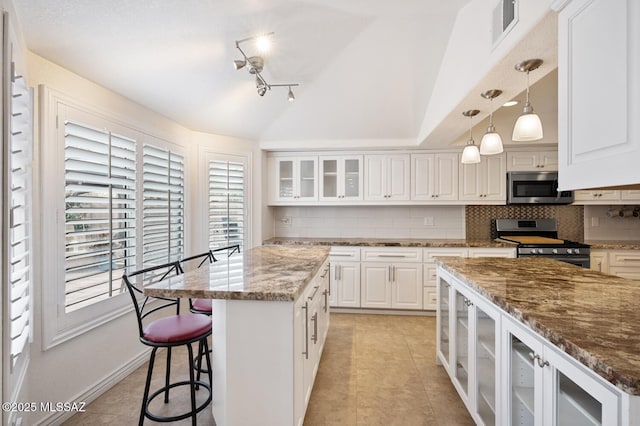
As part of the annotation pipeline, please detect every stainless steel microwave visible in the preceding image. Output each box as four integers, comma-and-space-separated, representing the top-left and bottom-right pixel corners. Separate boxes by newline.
506, 171, 574, 204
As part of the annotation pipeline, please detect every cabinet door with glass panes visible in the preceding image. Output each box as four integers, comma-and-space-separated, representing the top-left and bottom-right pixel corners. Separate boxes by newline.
502, 316, 618, 426
319, 155, 363, 202
270, 156, 318, 203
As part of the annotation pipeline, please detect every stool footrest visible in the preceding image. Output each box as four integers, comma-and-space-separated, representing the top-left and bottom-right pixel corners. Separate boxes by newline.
144, 380, 212, 423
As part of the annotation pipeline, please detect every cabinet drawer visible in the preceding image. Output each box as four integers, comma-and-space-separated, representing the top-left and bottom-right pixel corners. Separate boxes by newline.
608, 266, 640, 280
423, 286, 437, 310
467, 247, 516, 258
361, 247, 422, 262
423, 264, 438, 285
423, 248, 468, 262
608, 250, 640, 267
329, 246, 361, 261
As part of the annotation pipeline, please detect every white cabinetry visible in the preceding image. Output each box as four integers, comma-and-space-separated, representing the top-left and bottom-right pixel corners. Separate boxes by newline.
329, 247, 361, 308
554, 0, 640, 190
269, 156, 318, 204
459, 154, 506, 203
423, 248, 469, 311
364, 154, 410, 201
590, 250, 608, 274
297, 261, 330, 422
319, 155, 363, 202
574, 190, 640, 204
411, 153, 459, 201
437, 270, 501, 424
467, 247, 516, 258
502, 315, 618, 426
360, 248, 422, 309
506, 150, 558, 171
589, 249, 640, 279
438, 265, 621, 426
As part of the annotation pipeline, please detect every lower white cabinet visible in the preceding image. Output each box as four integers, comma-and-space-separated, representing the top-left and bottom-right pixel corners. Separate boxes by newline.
590, 249, 640, 280
437, 270, 501, 424
360, 247, 422, 310
296, 261, 330, 424
329, 247, 361, 308
437, 266, 622, 426
502, 315, 618, 426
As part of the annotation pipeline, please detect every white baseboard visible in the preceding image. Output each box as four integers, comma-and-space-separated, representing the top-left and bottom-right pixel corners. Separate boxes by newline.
330, 307, 435, 316
35, 348, 151, 426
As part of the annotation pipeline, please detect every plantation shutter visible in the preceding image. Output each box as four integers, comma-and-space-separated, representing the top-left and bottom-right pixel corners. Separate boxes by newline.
142, 144, 185, 266
64, 120, 136, 312
8, 75, 32, 365
208, 160, 244, 248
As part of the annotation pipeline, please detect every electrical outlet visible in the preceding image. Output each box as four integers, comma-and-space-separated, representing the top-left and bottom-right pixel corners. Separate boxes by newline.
424, 216, 434, 226
591, 217, 599, 227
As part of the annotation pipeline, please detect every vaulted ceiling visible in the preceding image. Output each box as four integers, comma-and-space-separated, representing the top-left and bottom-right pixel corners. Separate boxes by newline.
13, 0, 471, 144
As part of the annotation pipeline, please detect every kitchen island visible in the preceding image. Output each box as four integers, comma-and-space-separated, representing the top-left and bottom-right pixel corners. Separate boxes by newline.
144, 245, 331, 426
435, 256, 640, 426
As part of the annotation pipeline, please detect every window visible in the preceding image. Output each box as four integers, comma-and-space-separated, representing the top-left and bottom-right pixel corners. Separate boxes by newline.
142, 145, 185, 266
7, 74, 32, 368
41, 91, 190, 349
208, 159, 245, 248
64, 120, 137, 312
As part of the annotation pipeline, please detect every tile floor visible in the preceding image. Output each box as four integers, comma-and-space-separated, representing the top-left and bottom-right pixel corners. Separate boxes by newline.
63, 313, 472, 425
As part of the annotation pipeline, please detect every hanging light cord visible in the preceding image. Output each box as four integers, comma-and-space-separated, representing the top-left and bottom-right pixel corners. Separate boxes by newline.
523, 70, 533, 114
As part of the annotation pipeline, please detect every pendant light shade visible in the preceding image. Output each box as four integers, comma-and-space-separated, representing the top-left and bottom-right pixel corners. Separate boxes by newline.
479, 89, 503, 155
461, 109, 481, 164
512, 59, 544, 141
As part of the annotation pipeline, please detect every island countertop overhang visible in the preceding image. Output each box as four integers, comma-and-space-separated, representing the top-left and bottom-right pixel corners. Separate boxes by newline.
435, 256, 640, 395
144, 245, 330, 302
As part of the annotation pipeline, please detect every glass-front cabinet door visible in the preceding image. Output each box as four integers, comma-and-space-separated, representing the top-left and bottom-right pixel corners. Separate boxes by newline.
453, 288, 470, 401
319, 155, 363, 201
271, 156, 317, 203
436, 276, 450, 369
474, 297, 499, 426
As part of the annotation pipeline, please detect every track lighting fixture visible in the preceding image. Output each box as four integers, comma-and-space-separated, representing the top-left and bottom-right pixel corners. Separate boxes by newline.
461, 109, 481, 164
479, 89, 504, 155
233, 32, 300, 101
512, 58, 544, 141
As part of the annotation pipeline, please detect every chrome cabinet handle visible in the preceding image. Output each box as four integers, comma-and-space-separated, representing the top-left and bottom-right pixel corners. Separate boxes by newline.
388, 266, 392, 282
320, 266, 329, 278
311, 312, 318, 344
528, 352, 549, 368
331, 253, 352, 257
309, 285, 320, 300
392, 265, 396, 282
302, 303, 309, 359
323, 289, 328, 312
377, 254, 408, 258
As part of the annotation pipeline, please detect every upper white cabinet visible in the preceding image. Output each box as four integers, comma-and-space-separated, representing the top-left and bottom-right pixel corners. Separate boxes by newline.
364, 154, 410, 201
411, 153, 459, 201
269, 156, 318, 204
319, 155, 363, 202
459, 154, 506, 203
506, 150, 558, 172
574, 189, 640, 204
554, 0, 640, 190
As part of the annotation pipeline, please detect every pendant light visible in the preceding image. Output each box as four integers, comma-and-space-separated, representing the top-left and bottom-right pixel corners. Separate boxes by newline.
461, 109, 481, 164
480, 89, 504, 155
512, 58, 544, 141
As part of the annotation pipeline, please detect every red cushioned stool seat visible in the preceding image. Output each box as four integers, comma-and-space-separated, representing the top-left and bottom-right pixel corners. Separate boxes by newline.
143, 314, 212, 344
191, 298, 213, 314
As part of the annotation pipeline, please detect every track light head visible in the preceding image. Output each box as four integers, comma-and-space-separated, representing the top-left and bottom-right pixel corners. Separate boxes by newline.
288, 86, 295, 102
233, 60, 246, 70
257, 86, 267, 96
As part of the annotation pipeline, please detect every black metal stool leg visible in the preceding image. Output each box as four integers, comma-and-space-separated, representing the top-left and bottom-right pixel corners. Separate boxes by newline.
140, 347, 158, 426
164, 347, 172, 403
203, 338, 213, 387
186, 343, 197, 426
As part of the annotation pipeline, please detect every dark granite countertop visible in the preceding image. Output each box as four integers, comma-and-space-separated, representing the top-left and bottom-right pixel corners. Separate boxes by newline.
144, 246, 330, 302
586, 240, 640, 250
263, 237, 514, 248
436, 256, 640, 395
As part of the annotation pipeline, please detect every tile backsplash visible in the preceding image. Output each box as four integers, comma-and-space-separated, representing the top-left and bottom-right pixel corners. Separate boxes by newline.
583, 205, 640, 240
465, 205, 585, 241
273, 206, 466, 239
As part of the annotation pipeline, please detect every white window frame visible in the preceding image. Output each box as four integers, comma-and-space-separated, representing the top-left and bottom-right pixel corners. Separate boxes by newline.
39, 88, 187, 350
200, 151, 251, 252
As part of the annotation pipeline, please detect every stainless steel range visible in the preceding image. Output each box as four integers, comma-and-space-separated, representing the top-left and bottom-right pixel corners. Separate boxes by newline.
493, 219, 591, 268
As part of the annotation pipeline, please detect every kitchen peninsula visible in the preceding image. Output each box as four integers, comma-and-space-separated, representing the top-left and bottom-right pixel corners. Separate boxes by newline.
435, 256, 640, 425
145, 245, 330, 426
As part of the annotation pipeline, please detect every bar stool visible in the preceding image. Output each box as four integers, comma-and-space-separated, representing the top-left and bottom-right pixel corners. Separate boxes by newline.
179, 250, 215, 316
123, 261, 212, 425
